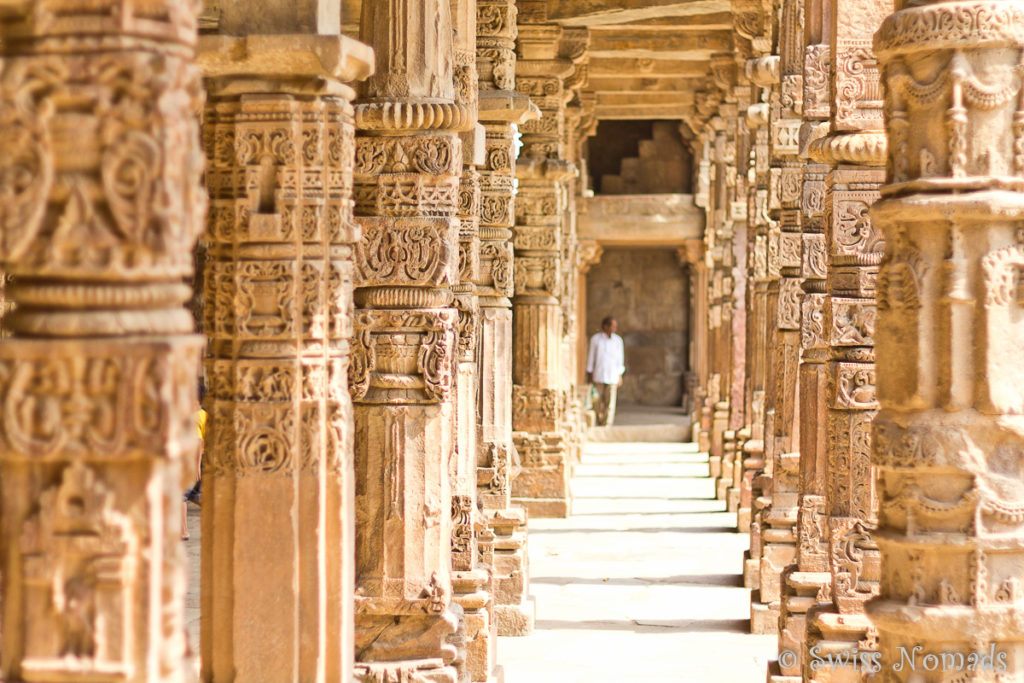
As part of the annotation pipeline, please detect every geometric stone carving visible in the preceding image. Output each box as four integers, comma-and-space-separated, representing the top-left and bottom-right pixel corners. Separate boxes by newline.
200, 24, 370, 677
352, 1, 469, 679
868, 0, 1024, 676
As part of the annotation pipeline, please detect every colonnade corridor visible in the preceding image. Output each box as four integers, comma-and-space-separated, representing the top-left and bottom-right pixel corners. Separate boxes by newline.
499, 441, 776, 681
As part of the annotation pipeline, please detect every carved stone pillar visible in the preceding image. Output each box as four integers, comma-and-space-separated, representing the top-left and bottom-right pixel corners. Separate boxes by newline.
784, 1, 891, 678
477, 124, 532, 641
739, 89, 775, 539
729, 91, 752, 516
750, 1, 806, 627
775, 14, 835, 674
475, 0, 539, 640
350, 1, 469, 679
705, 117, 731, 487
445, 2, 503, 678
692, 134, 714, 449
690, 251, 711, 447
0, 1, 205, 680
711, 90, 751, 514
558, 42, 591, 475
868, 1, 1024, 678
198, 11, 373, 677
511, 13, 578, 519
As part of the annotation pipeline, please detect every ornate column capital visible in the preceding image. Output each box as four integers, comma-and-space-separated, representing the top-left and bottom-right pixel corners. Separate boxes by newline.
577, 240, 603, 273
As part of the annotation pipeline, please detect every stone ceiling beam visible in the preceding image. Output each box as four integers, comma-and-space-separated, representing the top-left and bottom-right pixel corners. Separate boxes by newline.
547, 0, 731, 26
597, 92, 695, 105
594, 104, 694, 119
614, 13, 734, 26
588, 30, 732, 58
590, 57, 709, 76
219, 0, 339, 35
588, 75, 705, 93
588, 12, 733, 30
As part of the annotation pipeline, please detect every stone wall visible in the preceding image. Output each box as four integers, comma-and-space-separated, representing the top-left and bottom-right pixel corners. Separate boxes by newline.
585, 248, 689, 406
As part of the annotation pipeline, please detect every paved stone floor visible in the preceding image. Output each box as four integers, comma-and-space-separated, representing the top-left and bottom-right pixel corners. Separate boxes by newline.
498, 441, 776, 682
587, 404, 692, 443
182, 440, 774, 680
184, 504, 201, 661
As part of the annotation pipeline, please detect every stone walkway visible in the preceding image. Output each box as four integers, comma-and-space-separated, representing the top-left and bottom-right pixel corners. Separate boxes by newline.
498, 441, 776, 682
182, 440, 774, 680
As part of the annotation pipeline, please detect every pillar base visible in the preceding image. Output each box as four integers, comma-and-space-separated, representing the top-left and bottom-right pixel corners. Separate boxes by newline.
805, 610, 875, 683
757, 508, 798, 604
778, 569, 831, 677
716, 475, 730, 502
355, 659, 457, 683
709, 454, 723, 480
727, 487, 741, 513
765, 660, 801, 683
494, 598, 536, 636
751, 590, 781, 634
744, 549, 761, 589
738, 506, 752, 533
452, 570, 497, 683
488, 507, 534, 637
511, 432, 572, 518
512, 497, 569, 518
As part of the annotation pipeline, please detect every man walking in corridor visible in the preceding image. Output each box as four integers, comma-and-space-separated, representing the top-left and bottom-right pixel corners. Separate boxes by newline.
587, 316, 625, 426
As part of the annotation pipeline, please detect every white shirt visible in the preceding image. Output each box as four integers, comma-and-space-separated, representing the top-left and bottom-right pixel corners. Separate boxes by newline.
587, 332, 625, 385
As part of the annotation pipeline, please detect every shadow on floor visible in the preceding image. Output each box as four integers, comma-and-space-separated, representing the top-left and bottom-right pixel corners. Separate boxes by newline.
533, 525, 737, 535
531, 574, 744, 588
572, 495, 715, 501
608, 404, 691, 426
575, 473, 710, 479
570, 509, 723, 517
534, 618, 752, 634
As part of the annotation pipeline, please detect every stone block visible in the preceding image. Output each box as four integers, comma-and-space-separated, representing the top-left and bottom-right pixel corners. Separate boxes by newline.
750, 593, 780, 635
494, 598, 536, 636
744, 550, 760, 589
512, 497, 569, 518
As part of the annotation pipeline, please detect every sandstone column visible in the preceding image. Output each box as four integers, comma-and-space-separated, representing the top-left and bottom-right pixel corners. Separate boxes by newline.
0, 0, 205, 680
691, 138, 713, 447
559, 42, 593, 473
703, 116, 732, 487
706, 70, 752, 512
775, 7, 834, 672
443, 1, 504, 678
797, 0, 890, 677
350, 1, 469, 680
739, 72, 776, 540
732, 0, 776, 534
869, 0, 1024, 677
474, 0, 539, 639
750, 0, 806, 628
728, 87, 752, 515
198, 8, 373, 679
511, 8, 579, 519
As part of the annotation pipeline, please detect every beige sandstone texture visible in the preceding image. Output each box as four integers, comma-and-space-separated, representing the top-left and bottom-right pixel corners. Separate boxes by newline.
3, 0, 1024, 681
